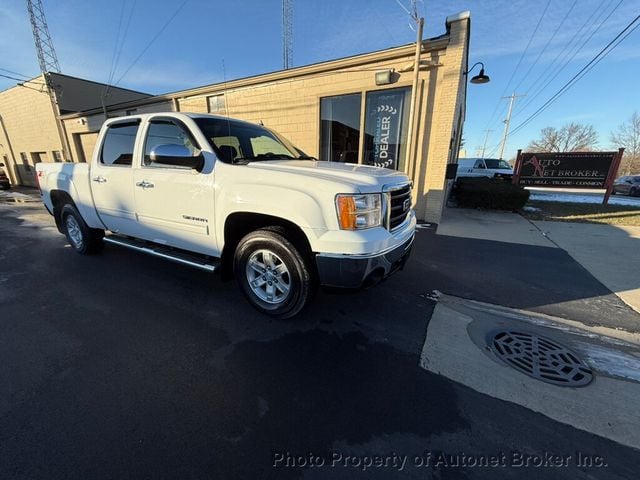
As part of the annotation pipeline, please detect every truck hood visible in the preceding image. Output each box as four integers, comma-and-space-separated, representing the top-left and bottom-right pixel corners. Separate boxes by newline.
245, 160, 409, 192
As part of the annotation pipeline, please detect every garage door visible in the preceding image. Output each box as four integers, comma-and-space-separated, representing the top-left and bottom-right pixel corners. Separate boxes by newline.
75, 132, 99, 163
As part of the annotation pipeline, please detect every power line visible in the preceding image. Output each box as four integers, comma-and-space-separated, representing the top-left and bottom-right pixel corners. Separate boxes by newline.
514, 0, 624, 119
103, 0, 137, 105
0, 67, 34, 80
511, 0, 578, 94
480, 0, 552, 135
114, 0, 189, 86
508, 14, 640, 141
0, 72, 45, 84
106, 1, 127, 88
515, 0, 613, 104
109, 0, 137, 88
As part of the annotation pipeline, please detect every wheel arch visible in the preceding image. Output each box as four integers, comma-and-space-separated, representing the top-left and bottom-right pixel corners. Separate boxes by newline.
50, 189, 77, 233
221, 212, 315, 279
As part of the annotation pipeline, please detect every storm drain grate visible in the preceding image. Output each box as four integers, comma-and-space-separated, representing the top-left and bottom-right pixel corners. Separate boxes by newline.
488, 330, 593, 387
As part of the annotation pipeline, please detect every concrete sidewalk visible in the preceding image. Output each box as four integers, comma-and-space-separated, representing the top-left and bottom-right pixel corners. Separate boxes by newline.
437, 207, 640, 315
533, 221, 640, 314
436, 208, 556, 247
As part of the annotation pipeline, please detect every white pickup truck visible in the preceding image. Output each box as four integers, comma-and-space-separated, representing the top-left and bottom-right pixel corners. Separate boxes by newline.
36, 113, 415, 318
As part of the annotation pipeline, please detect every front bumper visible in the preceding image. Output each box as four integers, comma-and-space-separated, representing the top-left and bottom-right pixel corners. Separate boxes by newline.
315, 234, 414, 288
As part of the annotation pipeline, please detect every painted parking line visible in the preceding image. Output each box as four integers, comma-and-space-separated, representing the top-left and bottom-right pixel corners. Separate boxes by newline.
420, 293, 640, 449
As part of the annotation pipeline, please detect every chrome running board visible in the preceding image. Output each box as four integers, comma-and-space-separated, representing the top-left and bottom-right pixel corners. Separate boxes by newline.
104, 235, 219, 272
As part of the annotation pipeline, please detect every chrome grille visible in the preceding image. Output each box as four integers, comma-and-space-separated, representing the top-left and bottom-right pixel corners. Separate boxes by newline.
387, 184, 412, 230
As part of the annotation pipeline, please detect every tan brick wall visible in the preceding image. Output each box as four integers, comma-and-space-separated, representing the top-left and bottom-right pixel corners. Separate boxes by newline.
0, 75, 62, 185
414, 17, 469, 223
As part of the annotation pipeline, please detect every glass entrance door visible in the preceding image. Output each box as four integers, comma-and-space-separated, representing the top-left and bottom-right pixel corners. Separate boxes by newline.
320, 94, 361, 163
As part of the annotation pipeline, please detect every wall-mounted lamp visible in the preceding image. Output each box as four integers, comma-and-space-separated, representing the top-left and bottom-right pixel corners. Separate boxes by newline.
464, 62, 490, 84
375, 69, 394, 86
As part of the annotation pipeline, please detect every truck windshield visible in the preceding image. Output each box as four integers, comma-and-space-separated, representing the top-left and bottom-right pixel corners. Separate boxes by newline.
484, 159, 512, 170
194, 117, 311, 164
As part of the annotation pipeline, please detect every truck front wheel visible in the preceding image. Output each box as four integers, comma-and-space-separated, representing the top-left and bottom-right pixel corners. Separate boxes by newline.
234, 229, 314, 319
61, 204, 104, 254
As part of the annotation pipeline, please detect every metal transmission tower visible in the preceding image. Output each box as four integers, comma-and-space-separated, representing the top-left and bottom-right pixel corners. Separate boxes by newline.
282, 0, 293, 69
25, 0, 71, 160
26, 0, 61, 74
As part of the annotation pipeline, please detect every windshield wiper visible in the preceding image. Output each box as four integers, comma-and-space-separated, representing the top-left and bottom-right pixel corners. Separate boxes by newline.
231, 153, 295, 165
297, 155, 317, 160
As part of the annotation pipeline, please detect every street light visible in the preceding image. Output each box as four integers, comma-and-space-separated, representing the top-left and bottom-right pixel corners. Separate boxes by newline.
465, 62, 490, 84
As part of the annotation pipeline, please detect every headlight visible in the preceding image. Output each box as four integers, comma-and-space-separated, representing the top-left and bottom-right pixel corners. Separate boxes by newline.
335, 193, 382, 230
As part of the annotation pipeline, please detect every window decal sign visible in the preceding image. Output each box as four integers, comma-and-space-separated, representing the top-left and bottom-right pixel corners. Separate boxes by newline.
365, 91, 406, 170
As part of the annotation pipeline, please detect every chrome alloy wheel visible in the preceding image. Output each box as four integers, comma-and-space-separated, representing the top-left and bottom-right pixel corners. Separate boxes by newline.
245, 249, 291, 304
65, 215, 84, 249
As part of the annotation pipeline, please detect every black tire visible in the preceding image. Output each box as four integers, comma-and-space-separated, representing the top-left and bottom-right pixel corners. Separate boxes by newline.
631, 187, 640, 197
233, 228, 314, 319
60, 203, 104, 254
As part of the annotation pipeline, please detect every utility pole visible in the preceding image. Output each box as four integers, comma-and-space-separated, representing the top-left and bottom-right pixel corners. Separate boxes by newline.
403, 0, 423, 179
498, 93, 525, 160
480, 129, 493, 159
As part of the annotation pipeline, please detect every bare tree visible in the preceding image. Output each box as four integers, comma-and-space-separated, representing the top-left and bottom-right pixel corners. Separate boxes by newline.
528, 122, 599, 152
610, 112, 640, 175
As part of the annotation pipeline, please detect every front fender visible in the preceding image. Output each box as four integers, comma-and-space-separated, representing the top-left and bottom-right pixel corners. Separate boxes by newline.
216, 184, 333, 250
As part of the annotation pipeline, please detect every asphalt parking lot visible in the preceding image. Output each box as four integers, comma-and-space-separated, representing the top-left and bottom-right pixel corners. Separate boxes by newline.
1, 192, 640, 479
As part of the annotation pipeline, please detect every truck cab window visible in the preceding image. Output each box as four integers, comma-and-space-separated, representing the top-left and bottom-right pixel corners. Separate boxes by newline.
144, 120, 200, 167
100, 122, 140, 166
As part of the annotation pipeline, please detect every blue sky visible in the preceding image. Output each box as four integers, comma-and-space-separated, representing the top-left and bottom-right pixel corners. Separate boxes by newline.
1, 0, 638, 160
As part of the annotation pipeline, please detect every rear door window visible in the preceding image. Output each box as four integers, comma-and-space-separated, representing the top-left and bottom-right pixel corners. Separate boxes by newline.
100, 122, 140, 166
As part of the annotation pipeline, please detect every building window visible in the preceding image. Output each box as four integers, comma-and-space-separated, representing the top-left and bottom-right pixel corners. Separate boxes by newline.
31, 152, 47, 165
207, 95, 225, 113
320, 94, 361, 163
53, 151, 63, 162
20, 152, 30, 171
363, 87, 411, 171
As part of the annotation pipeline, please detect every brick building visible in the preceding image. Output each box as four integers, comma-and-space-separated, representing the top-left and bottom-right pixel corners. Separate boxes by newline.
4, 12, 471, 223
0, 73, 149, 187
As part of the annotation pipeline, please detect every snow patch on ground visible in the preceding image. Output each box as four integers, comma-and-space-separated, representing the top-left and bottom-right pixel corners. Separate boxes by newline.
0, 191, 31, 199
530, 192, 640, 206
521, 206, 541, 213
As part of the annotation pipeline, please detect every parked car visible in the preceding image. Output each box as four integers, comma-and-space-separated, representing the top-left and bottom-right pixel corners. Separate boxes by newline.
0, 162, 10, 190
456, 157, 513, 179
612, 175, 640, 196
35, 113, 416, 318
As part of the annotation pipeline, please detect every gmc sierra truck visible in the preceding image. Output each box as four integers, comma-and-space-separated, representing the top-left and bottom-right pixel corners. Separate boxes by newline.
36, 113, 415, 318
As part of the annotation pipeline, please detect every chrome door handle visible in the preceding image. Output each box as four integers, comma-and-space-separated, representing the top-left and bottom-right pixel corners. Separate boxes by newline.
135, 180, 154, 189
92, 176, 107, 183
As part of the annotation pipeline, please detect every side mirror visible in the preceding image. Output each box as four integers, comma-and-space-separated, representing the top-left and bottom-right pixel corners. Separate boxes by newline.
149, 144, 204, 171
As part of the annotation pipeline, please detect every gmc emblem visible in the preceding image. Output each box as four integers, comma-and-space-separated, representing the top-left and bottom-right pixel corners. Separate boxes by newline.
403, 198, 410, 211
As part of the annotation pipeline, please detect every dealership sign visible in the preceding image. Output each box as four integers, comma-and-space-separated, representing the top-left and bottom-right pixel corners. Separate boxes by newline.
365, 90, 406, 170
513, 149, 624, 203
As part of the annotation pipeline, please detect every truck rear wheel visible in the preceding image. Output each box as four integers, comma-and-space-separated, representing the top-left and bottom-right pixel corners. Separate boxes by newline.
234, 229, 314, 319
61, 204, 104, 254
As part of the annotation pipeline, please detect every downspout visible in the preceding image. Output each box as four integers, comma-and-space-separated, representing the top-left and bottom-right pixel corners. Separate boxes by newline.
0, 114, 20, 185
